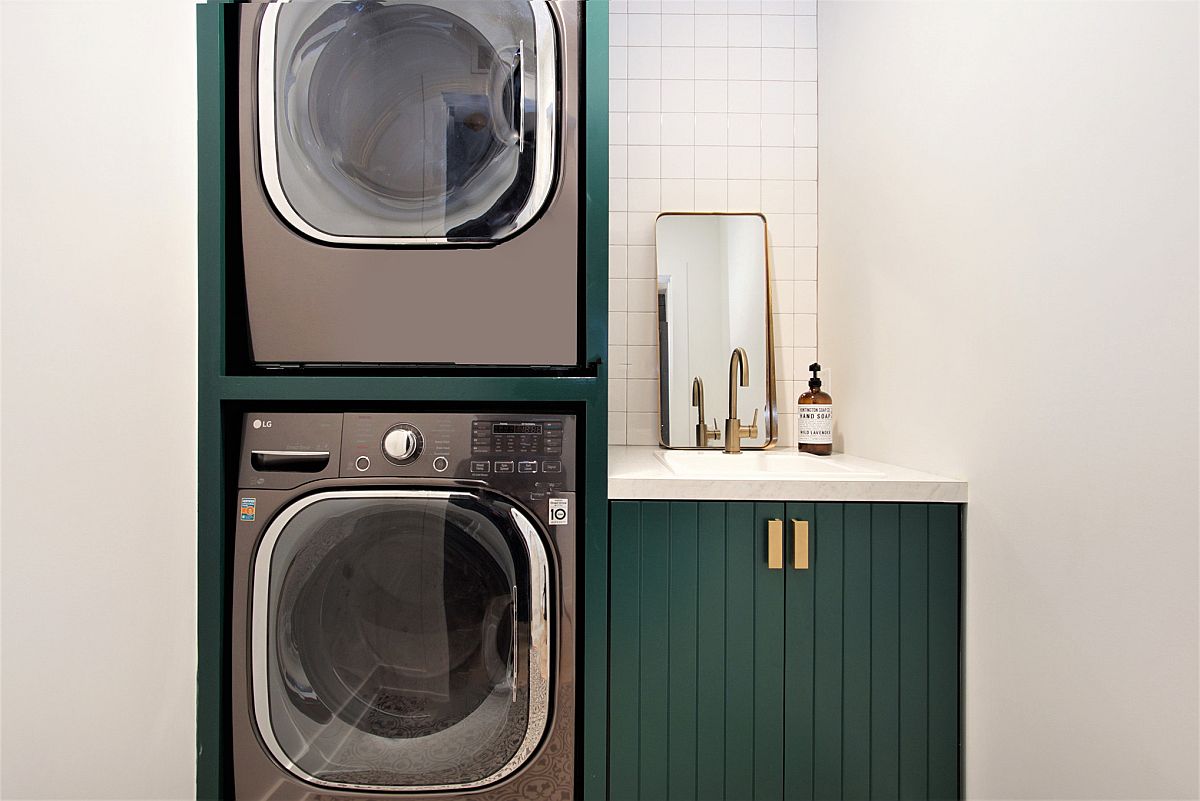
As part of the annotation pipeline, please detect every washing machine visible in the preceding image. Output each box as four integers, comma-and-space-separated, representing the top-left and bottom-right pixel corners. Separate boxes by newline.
231, 412, 577, 799
236, 1, 583, 368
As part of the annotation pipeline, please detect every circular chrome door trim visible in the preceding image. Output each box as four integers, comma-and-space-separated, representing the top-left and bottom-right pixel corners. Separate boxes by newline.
250, 489, 553, 792
256, 0, 561, 246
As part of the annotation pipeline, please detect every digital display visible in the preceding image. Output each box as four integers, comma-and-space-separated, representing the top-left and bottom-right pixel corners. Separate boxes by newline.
492, 423, 543, 435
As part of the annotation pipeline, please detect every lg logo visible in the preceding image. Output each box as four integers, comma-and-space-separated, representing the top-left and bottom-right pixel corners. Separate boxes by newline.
252, 419, 273, 429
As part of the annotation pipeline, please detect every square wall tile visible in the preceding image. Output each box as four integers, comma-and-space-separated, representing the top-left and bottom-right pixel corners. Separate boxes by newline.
695, 80, 729, 112
628, 246, 658, 279
628, 14, 663, 46
662, 79, 697, 111
695, 14, 730, 45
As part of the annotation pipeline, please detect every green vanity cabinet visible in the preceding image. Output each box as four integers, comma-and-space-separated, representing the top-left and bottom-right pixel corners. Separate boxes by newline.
608, 501, 961, 801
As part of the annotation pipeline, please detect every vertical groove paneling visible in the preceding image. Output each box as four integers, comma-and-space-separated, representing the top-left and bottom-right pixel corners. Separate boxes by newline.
724, 503, 756, 799
753, 503, 787, 801
841, 504, 873, 800
668, 503, 700, 801
609, 502, 642, 801
609, 500, 960, 801
927, 506, 961, 801
696, 503, 728, 801
784, 502, 817, 801
812, 504, 845, 800
639, 503, 671, 801
869, 504, 902, 799
899, 505, 930, 800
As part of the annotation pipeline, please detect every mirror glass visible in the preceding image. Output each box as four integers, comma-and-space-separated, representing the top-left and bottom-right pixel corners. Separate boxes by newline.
655, 214, 776, 449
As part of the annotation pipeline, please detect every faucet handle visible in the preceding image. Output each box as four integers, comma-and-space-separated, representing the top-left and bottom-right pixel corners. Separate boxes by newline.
743, 408, 760, 439
707, 419, 721, 443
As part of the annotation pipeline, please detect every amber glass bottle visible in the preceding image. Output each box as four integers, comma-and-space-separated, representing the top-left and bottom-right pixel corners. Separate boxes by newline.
797, 363, 833, 455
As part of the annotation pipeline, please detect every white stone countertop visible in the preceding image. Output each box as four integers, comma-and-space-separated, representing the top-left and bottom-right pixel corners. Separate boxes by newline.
608, 446, 967, 503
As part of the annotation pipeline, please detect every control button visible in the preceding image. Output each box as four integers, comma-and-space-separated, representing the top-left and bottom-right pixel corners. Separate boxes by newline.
354, 455, 371, 472
542, 460, 562, 473
382, 423, 423, 464
432, 456, 449, 473
494, 461, 515, 473
518, 461, 538, 474
470, 461, 491, 473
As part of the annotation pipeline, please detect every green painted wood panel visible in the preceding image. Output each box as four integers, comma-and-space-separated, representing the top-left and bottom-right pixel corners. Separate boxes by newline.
724, 503, 757, 799
783, 502, 816, 801
638, 503, 671, 801
869, 504, 902, 800
609, 501, 961, 801
812, 503, 845, 800
754, 503, 787, 800
668, 503, 700, 801
899, 504, 931, 800
842, 504, 873, 800
609, 502, 642, 801
928, 505, 961, 800
695, 503, 727, 801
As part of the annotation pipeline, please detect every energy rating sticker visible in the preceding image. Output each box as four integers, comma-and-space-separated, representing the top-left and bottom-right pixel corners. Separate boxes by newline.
240, 498, 256, 522
548, 497, 569, 526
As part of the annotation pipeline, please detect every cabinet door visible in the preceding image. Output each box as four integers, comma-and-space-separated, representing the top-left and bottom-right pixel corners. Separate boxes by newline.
609, 501, 787, 801
783, 503, 961, 801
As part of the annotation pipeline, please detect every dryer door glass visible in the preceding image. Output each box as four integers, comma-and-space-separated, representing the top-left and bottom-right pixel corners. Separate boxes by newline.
252, 490, 552, 791
260, 1, 559, 245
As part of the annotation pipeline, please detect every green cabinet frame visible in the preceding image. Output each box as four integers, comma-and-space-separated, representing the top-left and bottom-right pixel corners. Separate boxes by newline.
610, 501, 961, 801
195, 2, 611, 798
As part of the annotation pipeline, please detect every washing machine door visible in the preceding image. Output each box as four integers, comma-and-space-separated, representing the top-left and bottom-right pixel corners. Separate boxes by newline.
259, 1, 559, 245
250, 489, 552, 791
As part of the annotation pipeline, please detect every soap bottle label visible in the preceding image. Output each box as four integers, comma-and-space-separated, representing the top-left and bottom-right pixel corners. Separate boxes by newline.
797, 405, 833, 445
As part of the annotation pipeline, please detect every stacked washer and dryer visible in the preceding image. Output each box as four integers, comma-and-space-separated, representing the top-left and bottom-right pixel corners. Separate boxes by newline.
226, 2, 585, 799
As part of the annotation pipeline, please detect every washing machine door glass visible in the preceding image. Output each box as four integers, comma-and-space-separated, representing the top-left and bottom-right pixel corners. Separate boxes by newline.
259, 1, 559, 245
251, 490, 552, 791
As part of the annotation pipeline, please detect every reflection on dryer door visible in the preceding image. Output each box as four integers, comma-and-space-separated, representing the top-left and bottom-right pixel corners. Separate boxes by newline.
262, 0, 558, 244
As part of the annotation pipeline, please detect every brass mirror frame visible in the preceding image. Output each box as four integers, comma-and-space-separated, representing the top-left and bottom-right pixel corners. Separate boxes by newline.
654, 211, 778, 450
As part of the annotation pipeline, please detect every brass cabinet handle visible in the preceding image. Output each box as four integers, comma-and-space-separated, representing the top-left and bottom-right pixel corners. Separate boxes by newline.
792, 519, 810, 570
767, 519, 784, 569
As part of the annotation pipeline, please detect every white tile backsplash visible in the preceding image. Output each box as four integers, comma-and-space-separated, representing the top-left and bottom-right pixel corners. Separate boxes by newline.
609, 0, 819, 445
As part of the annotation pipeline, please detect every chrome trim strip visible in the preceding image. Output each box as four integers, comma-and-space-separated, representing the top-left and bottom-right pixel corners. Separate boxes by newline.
249, 450, 330, 459
250, 489, 553, 792
257, 0, 560, 246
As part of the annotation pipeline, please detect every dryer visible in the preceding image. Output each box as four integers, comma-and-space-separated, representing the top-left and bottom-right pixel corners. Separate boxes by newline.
231, 412, 577, 799
236, 1, 582, 368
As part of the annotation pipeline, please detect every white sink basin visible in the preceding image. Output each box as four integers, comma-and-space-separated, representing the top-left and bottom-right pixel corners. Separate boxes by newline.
653, 449, 886, 480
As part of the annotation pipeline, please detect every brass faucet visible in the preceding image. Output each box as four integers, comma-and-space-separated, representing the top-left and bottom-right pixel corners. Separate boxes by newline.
723, 347, 759, 454
691, 377, 720, 447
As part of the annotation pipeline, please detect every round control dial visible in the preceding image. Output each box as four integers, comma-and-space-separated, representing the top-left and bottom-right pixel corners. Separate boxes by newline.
382, 424, 423, 465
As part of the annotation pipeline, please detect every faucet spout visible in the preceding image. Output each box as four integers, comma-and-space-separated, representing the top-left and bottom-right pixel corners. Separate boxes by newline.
727, 347, 749, 422
723, 347, 757, 454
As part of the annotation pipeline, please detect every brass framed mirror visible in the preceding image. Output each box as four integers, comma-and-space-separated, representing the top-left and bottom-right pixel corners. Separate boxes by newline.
654, 212, 777, 450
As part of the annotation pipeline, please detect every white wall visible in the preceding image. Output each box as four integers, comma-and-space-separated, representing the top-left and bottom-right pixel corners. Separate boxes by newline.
1, 1, 198, 799
609, 0, 819, 446
818, 2, 1199, 799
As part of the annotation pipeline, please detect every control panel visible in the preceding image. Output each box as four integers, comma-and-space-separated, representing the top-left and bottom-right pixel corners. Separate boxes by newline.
240, 412, 575, 497
340, 412, 576, 496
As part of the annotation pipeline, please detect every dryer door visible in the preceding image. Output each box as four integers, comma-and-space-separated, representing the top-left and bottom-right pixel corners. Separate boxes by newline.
251, 489, 552, 791
259, 1, 559, 245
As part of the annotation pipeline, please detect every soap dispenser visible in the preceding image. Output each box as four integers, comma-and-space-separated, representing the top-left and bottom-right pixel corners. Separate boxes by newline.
797, 363, 833, 455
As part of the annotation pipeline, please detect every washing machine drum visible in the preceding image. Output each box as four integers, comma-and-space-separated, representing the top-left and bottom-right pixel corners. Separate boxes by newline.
251, 490, 552, 791
261, 1, 559, 244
